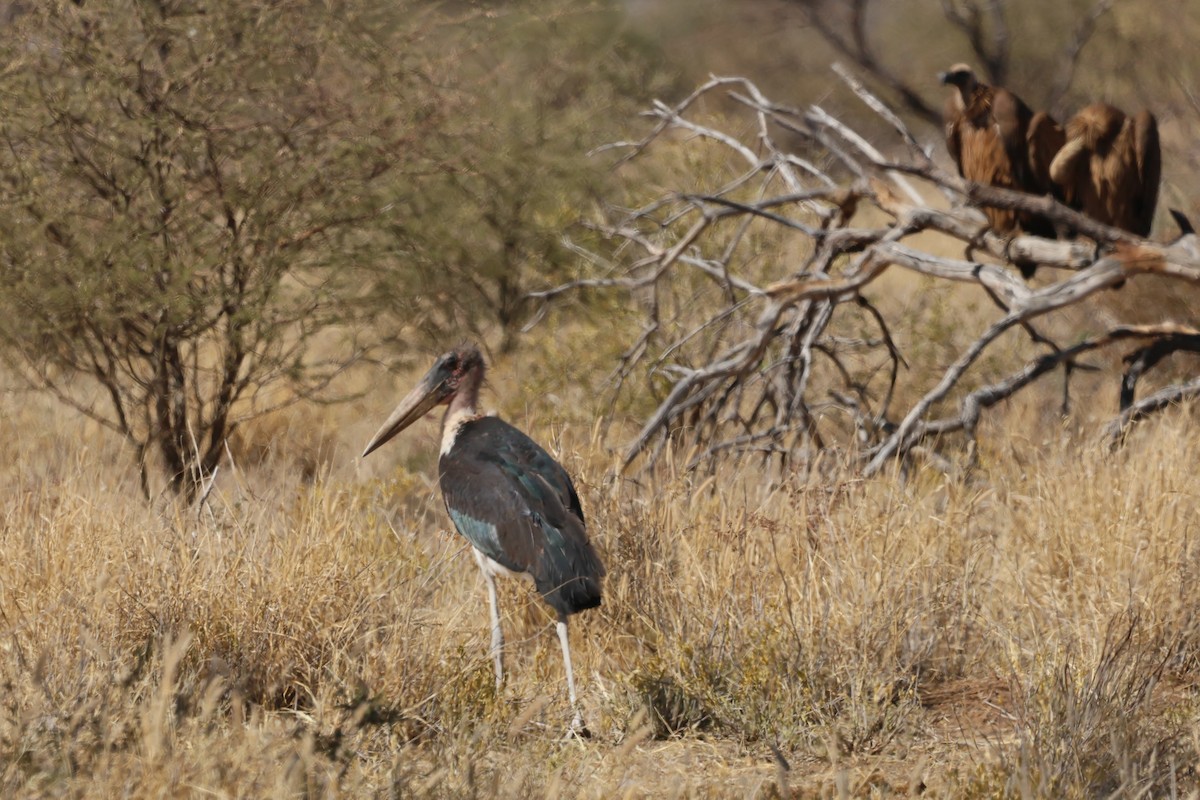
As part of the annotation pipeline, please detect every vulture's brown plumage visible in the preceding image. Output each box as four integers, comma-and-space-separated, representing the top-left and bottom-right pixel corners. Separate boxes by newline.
1049, 102, 1161, 238
940, 64, 1064, 276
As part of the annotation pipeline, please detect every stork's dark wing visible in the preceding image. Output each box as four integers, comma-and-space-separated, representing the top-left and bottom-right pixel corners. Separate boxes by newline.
439, 416, 603, 616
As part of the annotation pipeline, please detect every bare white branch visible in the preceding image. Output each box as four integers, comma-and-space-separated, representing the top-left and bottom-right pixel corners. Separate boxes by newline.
560, 73, 1200, 477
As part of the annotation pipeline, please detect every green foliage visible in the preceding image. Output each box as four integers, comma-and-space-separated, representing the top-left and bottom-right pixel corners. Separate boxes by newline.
380, 1, 678, 352
0, 0, 674, 497
0, 1, 1187, 490
0, 0, 416, 497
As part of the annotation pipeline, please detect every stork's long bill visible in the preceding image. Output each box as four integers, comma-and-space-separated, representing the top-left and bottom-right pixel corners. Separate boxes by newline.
361, 349, 482, 458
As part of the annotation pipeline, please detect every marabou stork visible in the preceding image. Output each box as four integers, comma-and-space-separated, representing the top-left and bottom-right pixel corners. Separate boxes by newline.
361, 345, 605, 733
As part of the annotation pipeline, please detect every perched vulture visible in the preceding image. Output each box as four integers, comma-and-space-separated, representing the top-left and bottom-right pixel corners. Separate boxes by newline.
1049, 103, 1161, 238
940, 63, 1065, 276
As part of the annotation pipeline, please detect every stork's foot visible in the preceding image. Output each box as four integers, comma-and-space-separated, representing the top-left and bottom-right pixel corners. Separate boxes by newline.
565, 710, 592, 740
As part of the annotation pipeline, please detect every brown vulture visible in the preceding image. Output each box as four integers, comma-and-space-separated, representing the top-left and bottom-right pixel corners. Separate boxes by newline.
1049, 102, 1161, 238
940, 64, 1065, 276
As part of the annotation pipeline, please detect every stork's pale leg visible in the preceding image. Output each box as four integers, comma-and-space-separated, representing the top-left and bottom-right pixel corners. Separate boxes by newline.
482, 568, 504, 689
556, 615, 585, 734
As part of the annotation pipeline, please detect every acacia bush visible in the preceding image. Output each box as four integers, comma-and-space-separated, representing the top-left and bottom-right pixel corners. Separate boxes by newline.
0, 0, 674, 498
0, 0, 422, 498
382, 1, 678, 352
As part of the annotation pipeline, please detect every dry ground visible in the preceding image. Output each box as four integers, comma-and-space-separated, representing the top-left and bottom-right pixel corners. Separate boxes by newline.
2, 317, 1200, 799
4, 149, 1200, 794
5, 3, 1200, 798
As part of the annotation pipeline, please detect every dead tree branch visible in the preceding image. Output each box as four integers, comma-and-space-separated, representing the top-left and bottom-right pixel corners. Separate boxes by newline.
1045, 0, 1120, 116
787, 0, 942, 126
940, 0, 1010, 84
1106, 376, 1200, 444
785, 0, 1118, 129
552, 72, 1200, 478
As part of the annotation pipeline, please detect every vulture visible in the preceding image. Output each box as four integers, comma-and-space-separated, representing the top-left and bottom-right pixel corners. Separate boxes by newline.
940, 63, 1065, 275
1048, 102, 1161, 238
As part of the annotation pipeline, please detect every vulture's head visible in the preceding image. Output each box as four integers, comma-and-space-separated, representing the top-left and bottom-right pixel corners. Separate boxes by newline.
938, 63, 979, 93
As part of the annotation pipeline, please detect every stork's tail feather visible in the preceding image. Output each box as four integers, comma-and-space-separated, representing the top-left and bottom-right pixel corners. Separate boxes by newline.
534, 532, 605, 617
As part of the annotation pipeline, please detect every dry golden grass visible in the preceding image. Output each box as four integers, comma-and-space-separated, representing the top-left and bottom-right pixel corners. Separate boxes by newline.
2, 304, 1200, 799
4, 3, 1200, 796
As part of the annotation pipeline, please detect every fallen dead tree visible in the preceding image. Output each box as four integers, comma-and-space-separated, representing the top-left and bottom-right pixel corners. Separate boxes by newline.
539, 68, 1200, 478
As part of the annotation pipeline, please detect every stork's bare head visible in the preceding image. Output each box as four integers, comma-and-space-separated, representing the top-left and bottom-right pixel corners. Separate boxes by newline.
361, 345, 485, 458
